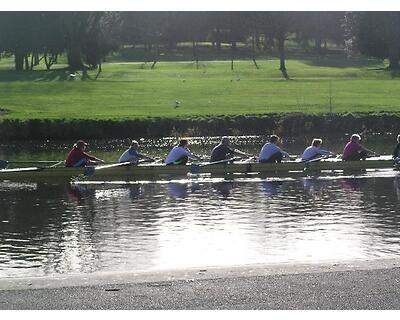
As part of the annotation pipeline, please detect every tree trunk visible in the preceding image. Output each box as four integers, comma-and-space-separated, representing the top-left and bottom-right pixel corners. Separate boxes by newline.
151, 43, 159, 69
255, 31, 261, 50
388, 14, 400, 70
231, 42, 236, 71
389, 43, 400, 69
315, 37, 322, 55
144, 41, 150, 63
215, 27, 221, 52
278, 33, 289, 79
67, 45, 84, 71
95, 63, 102, 80
252, 34, 259, 69
30, 54, 34, 70
24, 55, 29, 71
44, 53, 51, 70
14, 50, 24, 71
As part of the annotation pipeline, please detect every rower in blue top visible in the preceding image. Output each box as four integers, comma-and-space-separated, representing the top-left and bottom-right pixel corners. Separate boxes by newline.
118, 140, 155, 164
258, 135, 290, 163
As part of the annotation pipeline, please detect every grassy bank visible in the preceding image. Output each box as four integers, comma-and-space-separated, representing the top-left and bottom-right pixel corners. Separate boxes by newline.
0, 56, 399, 121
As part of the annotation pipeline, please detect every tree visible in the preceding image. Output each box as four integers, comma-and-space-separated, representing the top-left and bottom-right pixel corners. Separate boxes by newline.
344, 12, 400, 69
293, 12, 344, 54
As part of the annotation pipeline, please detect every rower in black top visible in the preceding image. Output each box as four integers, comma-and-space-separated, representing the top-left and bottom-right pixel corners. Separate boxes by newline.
210, 137, 250, 162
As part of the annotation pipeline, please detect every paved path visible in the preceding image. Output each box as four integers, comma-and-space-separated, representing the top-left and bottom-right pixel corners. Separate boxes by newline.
1, 259, 400, 309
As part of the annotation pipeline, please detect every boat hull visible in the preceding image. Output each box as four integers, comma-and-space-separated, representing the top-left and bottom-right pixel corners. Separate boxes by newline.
0, 157, 396, 182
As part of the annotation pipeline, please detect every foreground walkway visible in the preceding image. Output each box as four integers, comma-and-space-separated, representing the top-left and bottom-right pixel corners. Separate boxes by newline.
1, 259, 400, 309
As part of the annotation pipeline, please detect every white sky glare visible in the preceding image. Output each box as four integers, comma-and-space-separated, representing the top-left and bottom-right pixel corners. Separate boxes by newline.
3, 0, 400, 11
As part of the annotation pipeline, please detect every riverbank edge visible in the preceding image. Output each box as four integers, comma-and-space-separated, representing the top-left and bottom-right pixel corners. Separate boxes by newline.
1, 112, 399, 141
1, 258, 400, 291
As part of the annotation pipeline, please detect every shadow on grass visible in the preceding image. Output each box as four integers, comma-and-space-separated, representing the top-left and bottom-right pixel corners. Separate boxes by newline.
0, 68, 100, 82
300, 55, 384, 69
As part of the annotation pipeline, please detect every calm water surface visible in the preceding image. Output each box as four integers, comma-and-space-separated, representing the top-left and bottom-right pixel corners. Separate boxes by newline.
1, 136, 400, 278
1, 172, 400, 277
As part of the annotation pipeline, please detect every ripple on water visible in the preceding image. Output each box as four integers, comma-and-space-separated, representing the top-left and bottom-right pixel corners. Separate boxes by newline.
1, 173, 400, 277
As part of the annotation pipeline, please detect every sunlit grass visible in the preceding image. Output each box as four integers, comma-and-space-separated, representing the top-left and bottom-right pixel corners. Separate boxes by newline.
0, 56, 398, 121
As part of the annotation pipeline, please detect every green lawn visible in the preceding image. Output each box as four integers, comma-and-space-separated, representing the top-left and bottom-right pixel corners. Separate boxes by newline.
0, 56, 399, 121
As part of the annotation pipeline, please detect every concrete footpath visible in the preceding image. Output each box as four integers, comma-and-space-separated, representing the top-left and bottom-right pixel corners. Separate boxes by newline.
1, 259, 400, 309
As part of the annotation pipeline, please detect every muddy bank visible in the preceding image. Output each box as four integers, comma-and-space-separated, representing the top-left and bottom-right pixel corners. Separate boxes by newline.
0, 112, 399, 141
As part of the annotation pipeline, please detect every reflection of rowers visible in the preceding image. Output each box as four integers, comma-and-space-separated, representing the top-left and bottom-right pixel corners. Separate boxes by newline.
261, 180, 285, 196
394, 177, 400, 200
212, 181, 235, 197
165, 139, 202, 165
167, 182, 188, 199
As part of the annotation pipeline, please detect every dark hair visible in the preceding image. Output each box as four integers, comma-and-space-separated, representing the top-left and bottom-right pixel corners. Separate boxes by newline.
269, 135, 279, 143
179, 139, 188, 147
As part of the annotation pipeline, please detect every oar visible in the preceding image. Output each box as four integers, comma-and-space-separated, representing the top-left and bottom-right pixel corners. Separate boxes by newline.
84, 161, 132, 176
84, 158, 163, 176
302, 153, 337, 163
0, 159, 62, 169
190, 157, 241, 174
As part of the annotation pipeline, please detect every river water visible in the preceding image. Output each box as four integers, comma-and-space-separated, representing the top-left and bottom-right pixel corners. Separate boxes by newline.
1, 136, 400, 278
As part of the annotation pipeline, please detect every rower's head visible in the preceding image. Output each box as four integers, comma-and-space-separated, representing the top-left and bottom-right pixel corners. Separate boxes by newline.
350, 134, 361, 143
221, 136, 230, 146
74, 140, 87, 150
312, 138, 322, 147
269, 135, 279, 144
178, 139, 188, 148
130, 140, 139, 150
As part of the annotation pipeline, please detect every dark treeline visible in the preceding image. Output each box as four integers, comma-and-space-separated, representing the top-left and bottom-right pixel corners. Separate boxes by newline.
1, 113, 399, 141
0, 12, 400, 75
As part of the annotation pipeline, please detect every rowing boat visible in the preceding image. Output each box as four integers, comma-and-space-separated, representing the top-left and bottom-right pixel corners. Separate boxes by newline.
0, 156, 396, 181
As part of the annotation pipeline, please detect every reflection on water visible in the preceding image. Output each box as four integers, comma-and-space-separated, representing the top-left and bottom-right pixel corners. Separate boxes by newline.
1, 173, 400, 278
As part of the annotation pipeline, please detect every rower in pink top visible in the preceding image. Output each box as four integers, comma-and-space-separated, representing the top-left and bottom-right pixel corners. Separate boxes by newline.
342, 134, 378, 161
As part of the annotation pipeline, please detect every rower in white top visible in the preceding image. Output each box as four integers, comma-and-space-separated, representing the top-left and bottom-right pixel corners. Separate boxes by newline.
301, 138, 335, 162
165, 139, 202, 165
259, 135, 290, 163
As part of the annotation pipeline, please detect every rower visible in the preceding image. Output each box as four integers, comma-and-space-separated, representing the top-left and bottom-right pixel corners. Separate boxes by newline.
118, 140, 154, 164
65, 140, 104, 167
342, 134, 377, 161
210, 136, 251, 162
393, 134, 400, 164
258, 135, 290, 163
301, 138, 334, 161
165, 139, 202, 165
